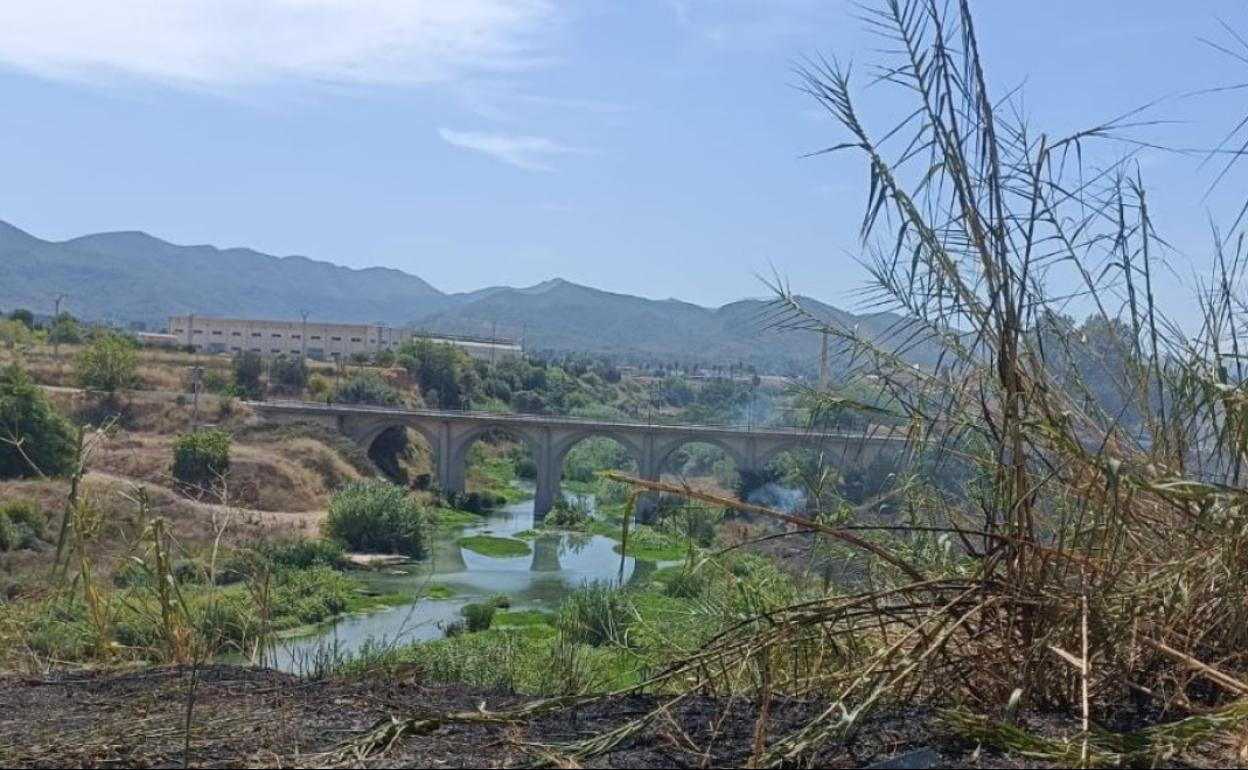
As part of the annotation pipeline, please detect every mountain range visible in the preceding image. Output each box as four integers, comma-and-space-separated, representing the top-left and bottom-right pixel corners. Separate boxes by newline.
0, 220, 924, 374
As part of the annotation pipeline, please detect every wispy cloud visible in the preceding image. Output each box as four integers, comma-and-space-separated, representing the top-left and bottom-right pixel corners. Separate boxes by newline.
663, 0, 834, 51
0, 0, 558, 88
438, 127, 583, 171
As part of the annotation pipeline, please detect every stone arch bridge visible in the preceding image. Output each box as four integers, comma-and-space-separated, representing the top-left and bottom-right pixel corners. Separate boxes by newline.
252, 401, 906, 516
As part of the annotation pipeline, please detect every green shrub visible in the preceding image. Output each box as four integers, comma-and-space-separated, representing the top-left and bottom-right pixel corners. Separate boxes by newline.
231, 351, 265, 400
461, 602, 496, 632
262, 537, 346, 569
557, 581, 633, 647
308, 374, 331, 397
323, 479, 429, 558
171, 431, 231, 493
0, 364, 76, 479
448, 490, 505, 514
272, 565, 354, 625
0, 500, 45, 538
74, 331, 139, 395
270, 354, 308, 391
331, 375, 400, 406
0, 512, 19, 552
542, 497, 591, 531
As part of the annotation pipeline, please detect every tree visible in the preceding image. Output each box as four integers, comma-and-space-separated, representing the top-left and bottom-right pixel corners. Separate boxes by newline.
397, 336, 477, 409
269, 354, 308, 392
231, 351, 264, 399
7, 308, 34, 329
331, 374, 401, 406
0, 364, 76, 479
171, 431, 231, 495
48, 312, 82, 345
74, 331, 139, 397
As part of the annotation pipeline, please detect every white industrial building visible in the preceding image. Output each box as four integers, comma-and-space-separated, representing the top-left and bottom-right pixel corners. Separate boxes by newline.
167, 315, 521, 362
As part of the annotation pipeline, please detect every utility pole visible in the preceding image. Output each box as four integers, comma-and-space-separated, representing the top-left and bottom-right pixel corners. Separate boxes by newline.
188, 365, 204, 432
490, 318, 498, 366
299, 309, 309, 359
51, 293, 65, 362
817, 330, 830, 391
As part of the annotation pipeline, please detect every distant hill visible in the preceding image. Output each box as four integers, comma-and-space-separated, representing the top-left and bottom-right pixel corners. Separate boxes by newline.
0, 220, 933, 374
0, 221, 452, 326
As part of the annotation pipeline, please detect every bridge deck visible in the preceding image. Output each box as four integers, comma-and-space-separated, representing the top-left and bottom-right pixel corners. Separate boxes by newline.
251, 399, 905, 442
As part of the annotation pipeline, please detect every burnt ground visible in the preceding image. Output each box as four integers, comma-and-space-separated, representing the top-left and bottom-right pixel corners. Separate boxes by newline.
0, 665, 1235, 768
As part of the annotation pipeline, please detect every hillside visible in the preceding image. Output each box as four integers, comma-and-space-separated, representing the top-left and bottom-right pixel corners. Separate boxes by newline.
0, 221, 452, 326
0, 220, 932, 373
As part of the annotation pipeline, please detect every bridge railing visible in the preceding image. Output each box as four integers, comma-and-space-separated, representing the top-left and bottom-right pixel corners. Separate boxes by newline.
250, 399, 906, 441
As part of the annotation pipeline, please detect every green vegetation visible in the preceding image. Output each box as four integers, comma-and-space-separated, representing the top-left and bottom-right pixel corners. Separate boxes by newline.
330, 374, 401, 406
540, 496, 592, 531
457, 535, 531, 558
494, 609, 554, 628
0, 499, 45, 551
323, 480, 429, 558
231, 350, 264, 399
73, 331, 139, 397
429, 506, 482, 526
423, 583, 455, 600
171, 430, 231, 494
269, 354, 308, 392
459, 601, 496, 633
0, 364, 76, 479
556, 581, 633, 647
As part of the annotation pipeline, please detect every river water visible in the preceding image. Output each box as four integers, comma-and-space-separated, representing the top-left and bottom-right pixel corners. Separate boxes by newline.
270, 493, 652, 672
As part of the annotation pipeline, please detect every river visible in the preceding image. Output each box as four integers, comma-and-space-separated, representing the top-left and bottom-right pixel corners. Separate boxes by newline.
270, 492, 653, 672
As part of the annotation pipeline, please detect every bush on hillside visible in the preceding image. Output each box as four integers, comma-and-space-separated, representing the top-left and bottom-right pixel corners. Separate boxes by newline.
0, 364, 76, 480
323, 479, 429, 558
330, 375, 401, 407
231, 351, 265, 400
171, 431, 231, 494
269, 354, 309, 392
74, 331, 139, 396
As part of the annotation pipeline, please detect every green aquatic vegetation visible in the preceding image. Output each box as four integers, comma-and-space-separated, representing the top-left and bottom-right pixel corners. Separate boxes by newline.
458, 535, 532, 558
430, 507, 483, 526
494, 609, 555, 628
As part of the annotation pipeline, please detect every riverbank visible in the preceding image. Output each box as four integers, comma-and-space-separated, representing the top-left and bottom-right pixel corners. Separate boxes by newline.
0, 664, 1068, 768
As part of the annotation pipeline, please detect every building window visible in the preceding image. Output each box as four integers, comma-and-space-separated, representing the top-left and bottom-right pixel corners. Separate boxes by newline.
251, 347, 261, 352
271, 333, 282, 338
311, 335, 322, 341
173, 328, 184, 334
251, 332, 261, 337
211, 330, 223, 336
271, 348, 281, 354
291, 334, 301, 340
350, 337, 362, 343
230, 346, 241, 352
193, 329, 204, 335
231, 331, 241, 337
331, 336, 342, 342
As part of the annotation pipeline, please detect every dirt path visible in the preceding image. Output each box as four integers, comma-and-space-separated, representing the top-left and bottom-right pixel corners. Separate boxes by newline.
0, 665, 1059, 769
83, 470, 326, 530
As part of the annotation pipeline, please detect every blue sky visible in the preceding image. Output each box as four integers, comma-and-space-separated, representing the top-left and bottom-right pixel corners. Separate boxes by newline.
0, 0, 1244, 326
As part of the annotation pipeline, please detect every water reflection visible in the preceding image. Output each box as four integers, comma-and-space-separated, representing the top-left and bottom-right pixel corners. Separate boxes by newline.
271, 492, 650, 672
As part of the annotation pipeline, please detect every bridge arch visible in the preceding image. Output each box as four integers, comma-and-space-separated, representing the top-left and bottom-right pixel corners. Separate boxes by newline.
652, 435, 749, 480
550, 429, 645, 480
351, 419, 440, 461
447, 423, 544, 479
343, 417, 441, 485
